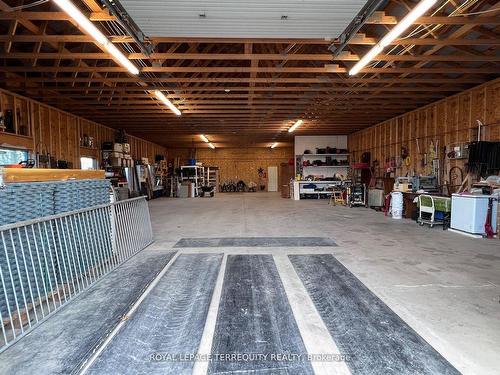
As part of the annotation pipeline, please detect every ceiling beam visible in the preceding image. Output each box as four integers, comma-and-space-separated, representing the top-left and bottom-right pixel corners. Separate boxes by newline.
5, 77, 483, 85
2, 52, 500, 62
6, 85, 466, 92
0, 11, 115, 22
1, 66, 496, 74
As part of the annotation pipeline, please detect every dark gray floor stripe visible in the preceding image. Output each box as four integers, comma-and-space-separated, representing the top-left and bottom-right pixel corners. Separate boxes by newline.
208, 255, 314, 375
0, 250, 176, 375
174, 237, 336, 248
87, 253, 223, 375
289, 254, 461, 375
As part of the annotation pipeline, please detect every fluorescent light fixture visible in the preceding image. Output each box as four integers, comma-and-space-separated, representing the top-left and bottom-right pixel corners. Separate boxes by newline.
380, 0, 437, 47
349, 0, 437, 76
271, 142, 278, 149
349, 44, 383, 76
52, 0, 139, 75
153, 90, 182, 116
104, 43, 139, 76
200, 134, 210, 143
208, 143, 216, 149
288, 119, 303, 133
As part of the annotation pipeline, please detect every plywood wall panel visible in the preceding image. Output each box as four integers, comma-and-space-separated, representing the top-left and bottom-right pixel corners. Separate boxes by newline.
349, 78, 500, 181
168, 147, 294, 189
0, 88, 166, 168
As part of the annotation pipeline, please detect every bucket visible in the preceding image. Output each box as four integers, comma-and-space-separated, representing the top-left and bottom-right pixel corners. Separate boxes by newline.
391, 192, 403, 219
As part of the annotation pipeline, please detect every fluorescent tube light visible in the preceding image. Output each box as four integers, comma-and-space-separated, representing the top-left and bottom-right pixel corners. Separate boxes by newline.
288, 120, 303, 133
53, 0, 139, 75
380, 0, 438, 47
349, 0, 437, 76
271, 142, 278, 149
208, 143, 216, 149
200, 134, 210, 143
104, 43, 140, 76
349, 44, 383, 76
153, 90, 182, 116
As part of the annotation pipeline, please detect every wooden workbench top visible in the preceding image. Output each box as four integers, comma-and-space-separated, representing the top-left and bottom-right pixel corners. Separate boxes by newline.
0, 168, 105, 184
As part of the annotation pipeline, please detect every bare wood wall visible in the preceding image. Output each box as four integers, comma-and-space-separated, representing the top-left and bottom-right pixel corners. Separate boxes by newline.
0, 88, 166, 167
348, 78, 500, 180
170, 147, 294, 188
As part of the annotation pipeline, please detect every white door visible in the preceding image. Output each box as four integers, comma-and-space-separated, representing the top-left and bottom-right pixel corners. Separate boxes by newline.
268, 166, 278, 192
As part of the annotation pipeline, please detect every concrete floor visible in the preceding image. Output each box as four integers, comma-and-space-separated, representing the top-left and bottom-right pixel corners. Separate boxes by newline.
148, 192, 500, 375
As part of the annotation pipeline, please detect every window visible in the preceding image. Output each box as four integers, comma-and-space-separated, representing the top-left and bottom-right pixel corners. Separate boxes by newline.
0, 148, 28, 166
80, 157, 98, 170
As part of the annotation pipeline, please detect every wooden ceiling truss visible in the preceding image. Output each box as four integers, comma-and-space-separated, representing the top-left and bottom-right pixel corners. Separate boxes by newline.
0, 0, 498, 147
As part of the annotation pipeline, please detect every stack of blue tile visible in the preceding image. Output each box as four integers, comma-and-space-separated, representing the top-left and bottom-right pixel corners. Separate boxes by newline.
0, 179, 112, 321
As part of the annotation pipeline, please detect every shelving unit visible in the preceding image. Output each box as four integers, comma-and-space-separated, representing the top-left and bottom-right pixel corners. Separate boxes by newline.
300, 153, 350, 157
293, 136, 350, 200
205, 166, 220, 193
180, 165, 205, 197
299, 154, 350, 169
292, 180, 343, 200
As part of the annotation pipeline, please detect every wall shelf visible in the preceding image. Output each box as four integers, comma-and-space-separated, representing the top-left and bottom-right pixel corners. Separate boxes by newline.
303, 165, 349, 168
299, 154, 350, 157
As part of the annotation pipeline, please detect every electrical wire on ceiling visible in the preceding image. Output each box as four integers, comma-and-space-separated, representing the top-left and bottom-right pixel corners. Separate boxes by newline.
329, 0, 484, 102
310, 0, 484, 115
449, 7, 499, 16
383, 0, 482, 56
4, 0, 49, 11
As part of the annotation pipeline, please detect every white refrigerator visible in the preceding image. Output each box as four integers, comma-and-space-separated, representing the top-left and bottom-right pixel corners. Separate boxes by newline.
451, 194, 498, 235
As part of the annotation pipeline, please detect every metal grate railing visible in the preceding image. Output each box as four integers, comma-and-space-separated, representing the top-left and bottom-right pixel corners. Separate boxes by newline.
0, 196, 153, 352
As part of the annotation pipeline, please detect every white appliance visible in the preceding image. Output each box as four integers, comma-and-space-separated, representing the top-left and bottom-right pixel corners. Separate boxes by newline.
451, 194, 498, 235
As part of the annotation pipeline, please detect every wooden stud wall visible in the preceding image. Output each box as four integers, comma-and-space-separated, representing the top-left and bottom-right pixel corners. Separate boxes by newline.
348, 78, 500, 180
170, 147, 294, 188
0, 88, 166, 167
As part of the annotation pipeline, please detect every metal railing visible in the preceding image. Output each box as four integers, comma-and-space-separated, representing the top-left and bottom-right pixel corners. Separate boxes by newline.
0, 196, 153, 352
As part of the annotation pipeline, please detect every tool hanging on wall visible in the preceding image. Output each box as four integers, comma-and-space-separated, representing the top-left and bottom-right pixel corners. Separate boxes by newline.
426, 141, 436, 175
477, 120, 484, 142
416, 138, 425, 169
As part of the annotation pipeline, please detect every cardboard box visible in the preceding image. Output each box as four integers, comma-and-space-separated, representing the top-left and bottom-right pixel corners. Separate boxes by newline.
281, 185, 290, 198
113, 143, 123, 153
109, 157, 122, 167
111, 152, 123, 158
